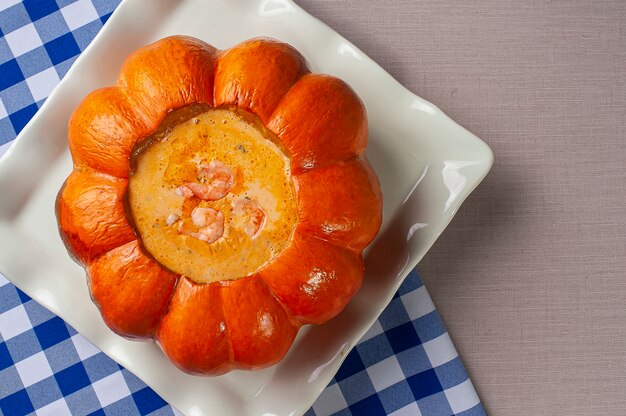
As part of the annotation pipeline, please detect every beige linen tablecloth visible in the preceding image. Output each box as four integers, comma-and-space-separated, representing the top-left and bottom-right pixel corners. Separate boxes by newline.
298, 1, 626, 414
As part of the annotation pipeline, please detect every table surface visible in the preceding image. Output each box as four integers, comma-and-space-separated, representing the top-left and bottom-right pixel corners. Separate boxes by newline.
297, 0, 626, 415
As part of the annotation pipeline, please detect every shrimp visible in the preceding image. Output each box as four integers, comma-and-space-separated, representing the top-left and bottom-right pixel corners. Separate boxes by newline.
181, 161, 235, 201
175, 185, 194, 198
165, 213, 180, 226
233, 198, 266, 238
178, 207, 224, 243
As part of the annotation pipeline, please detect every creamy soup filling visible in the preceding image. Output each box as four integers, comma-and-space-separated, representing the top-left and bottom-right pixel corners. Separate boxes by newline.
128, 105, 298, 283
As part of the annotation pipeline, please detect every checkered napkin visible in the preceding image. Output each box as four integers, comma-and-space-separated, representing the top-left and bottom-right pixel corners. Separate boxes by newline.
0, 1, 486, 415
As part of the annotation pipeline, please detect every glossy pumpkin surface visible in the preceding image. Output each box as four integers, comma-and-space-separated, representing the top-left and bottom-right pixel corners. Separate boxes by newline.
57, 36, 382, 375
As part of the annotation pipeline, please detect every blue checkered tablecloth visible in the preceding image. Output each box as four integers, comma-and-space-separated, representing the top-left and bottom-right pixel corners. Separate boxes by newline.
0, 1, 486, 415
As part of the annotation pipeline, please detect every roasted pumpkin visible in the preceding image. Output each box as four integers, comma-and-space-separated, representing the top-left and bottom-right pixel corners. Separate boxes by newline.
56, 36, 382, 375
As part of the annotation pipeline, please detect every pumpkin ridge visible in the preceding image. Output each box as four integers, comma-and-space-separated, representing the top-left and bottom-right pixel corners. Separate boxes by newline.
217, 280, 236, 369
292, 156, 382, 251
255, 269, 303, 329
57, 169, 137, 263
213, 37, 309, 122
266, 73, 368, 174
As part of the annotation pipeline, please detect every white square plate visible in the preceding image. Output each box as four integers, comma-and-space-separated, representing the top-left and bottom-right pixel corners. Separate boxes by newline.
0, 1, 493, 415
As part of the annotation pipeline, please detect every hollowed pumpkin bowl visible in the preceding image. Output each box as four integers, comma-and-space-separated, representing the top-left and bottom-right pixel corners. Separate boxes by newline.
56, 35, 382, 375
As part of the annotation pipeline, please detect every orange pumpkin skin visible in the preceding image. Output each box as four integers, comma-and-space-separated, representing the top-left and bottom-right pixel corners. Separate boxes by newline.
157, 278, 233, 376
214, 38, 309, 123
88, 240, 178, 338
294, 158, 382, 251
57, 36, 383, 375
219, 275, 300, 370
68, 87, 151, 178
267, 74, 368, 172
260, 228, 364, 325
57, 169, 135, 264
118, 35, 218, 128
